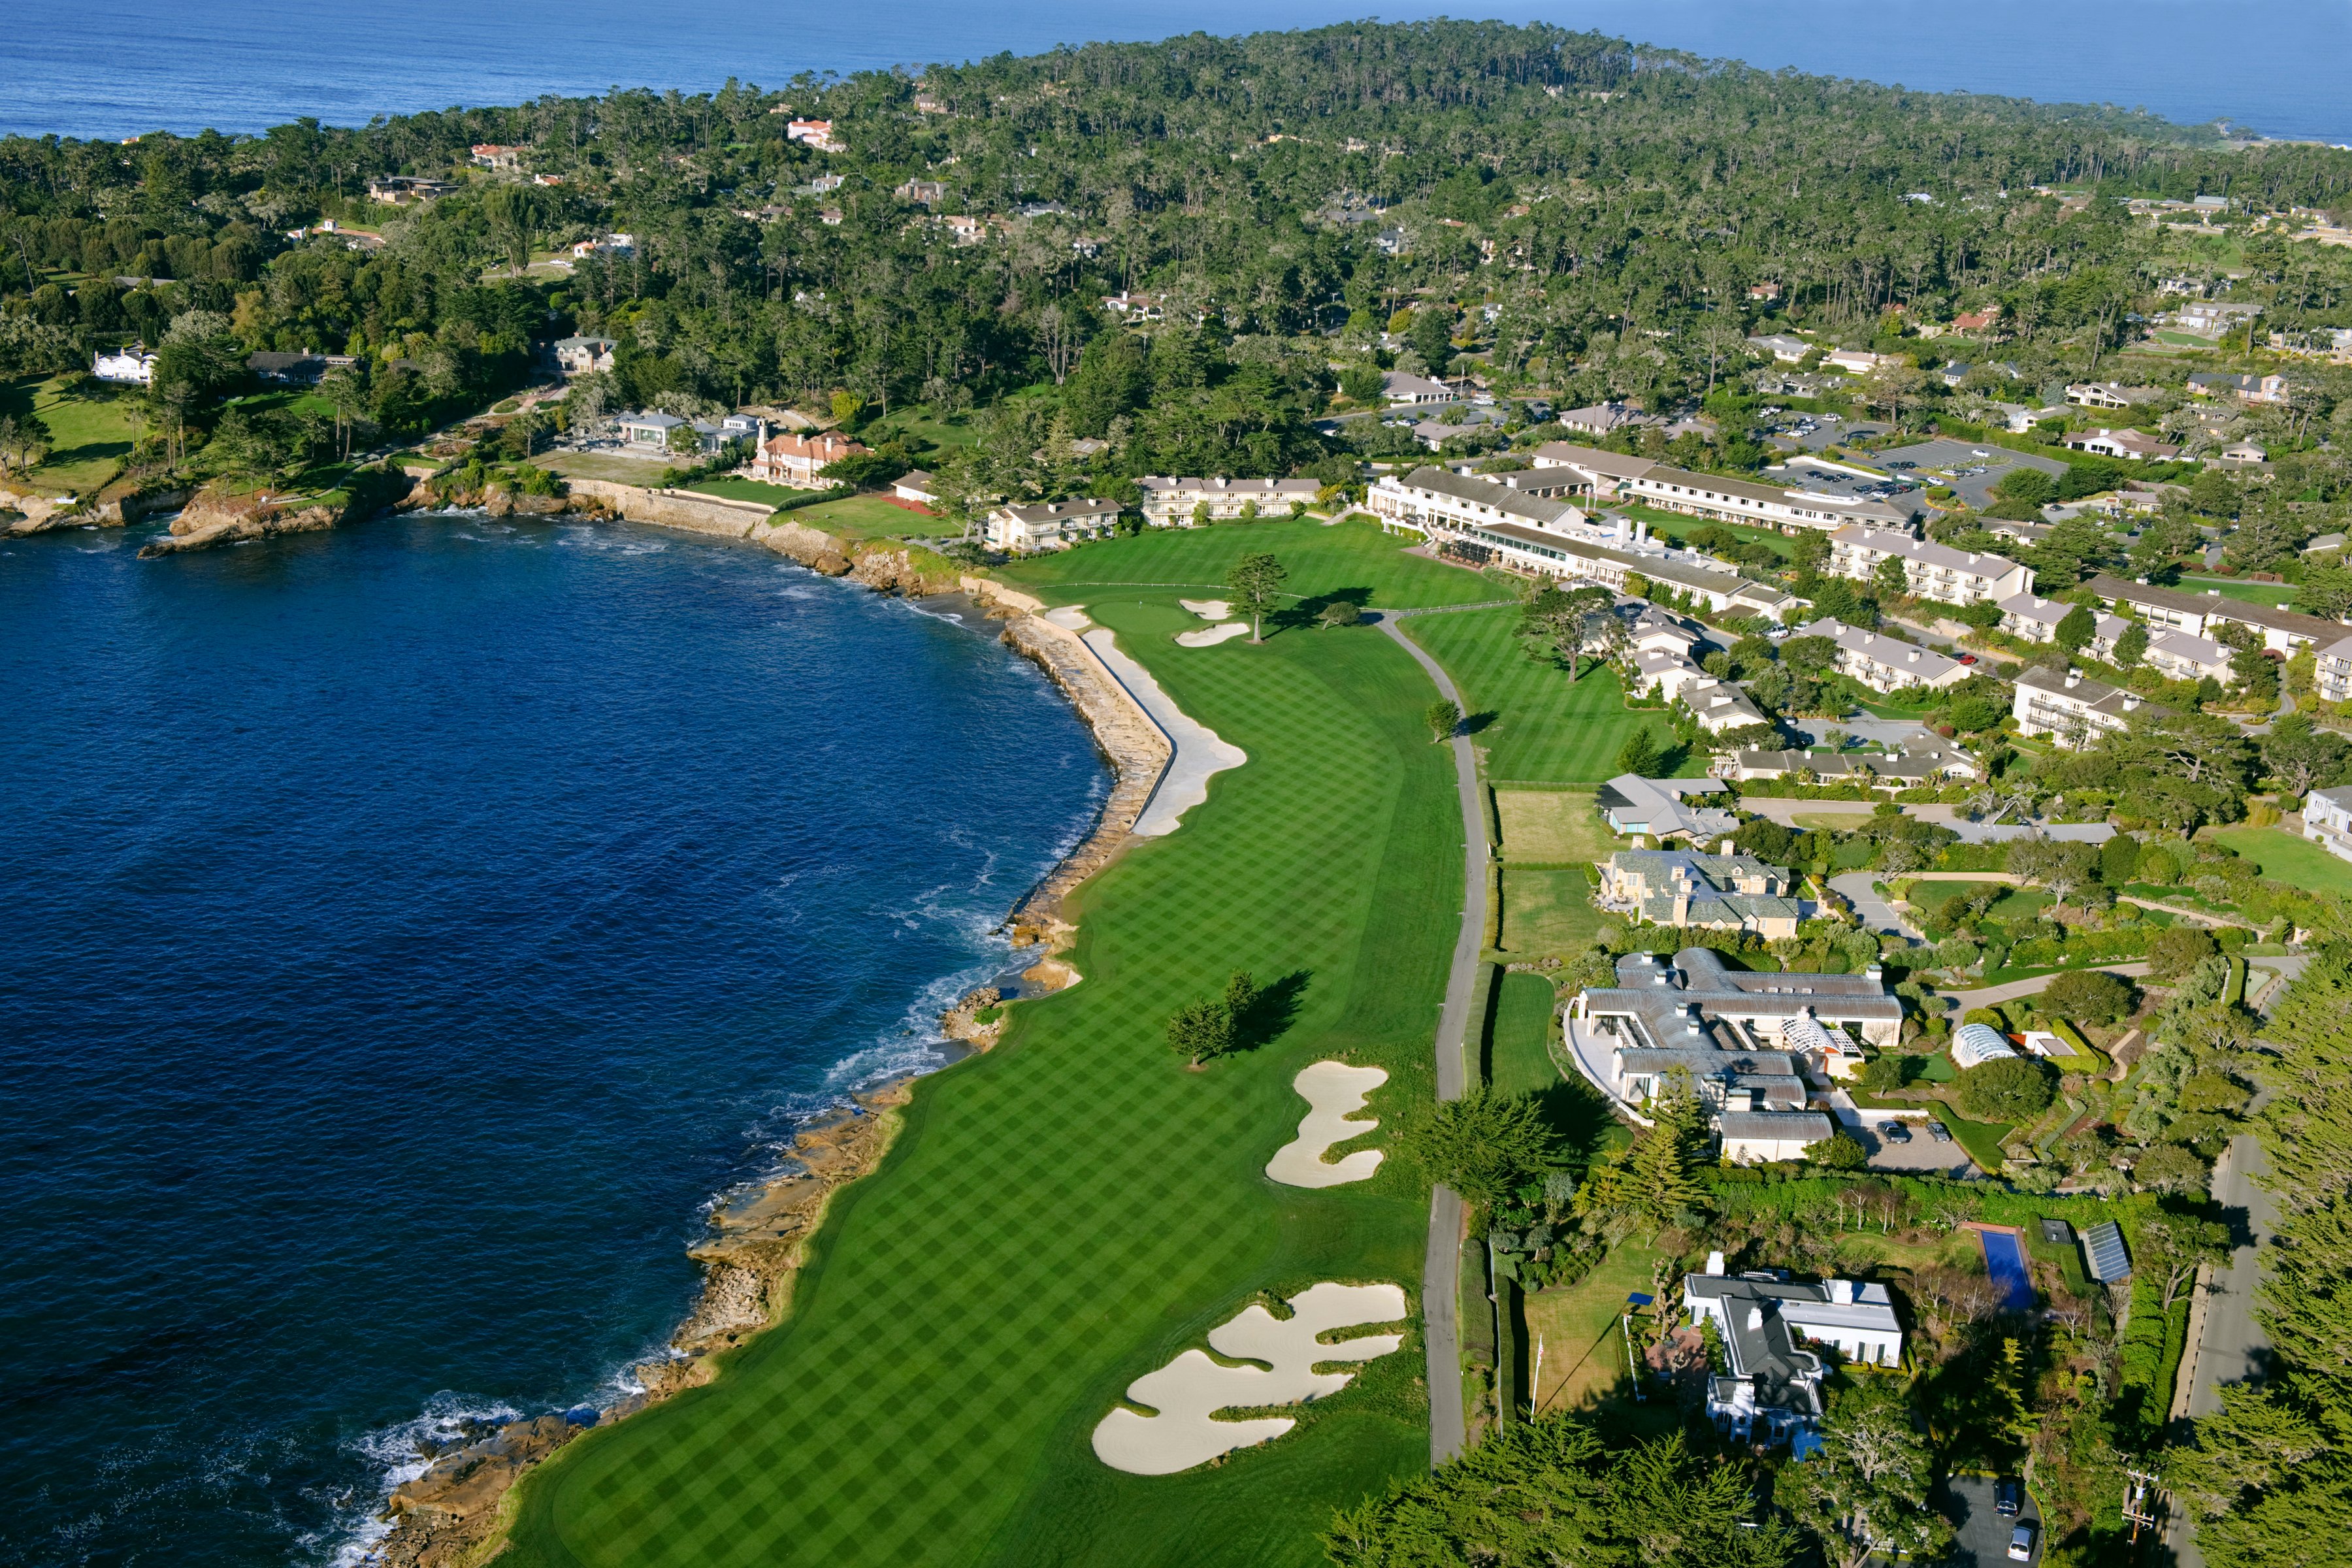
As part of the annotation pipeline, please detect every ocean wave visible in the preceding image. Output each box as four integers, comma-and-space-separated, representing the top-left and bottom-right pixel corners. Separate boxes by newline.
317, 1392, 526, 1568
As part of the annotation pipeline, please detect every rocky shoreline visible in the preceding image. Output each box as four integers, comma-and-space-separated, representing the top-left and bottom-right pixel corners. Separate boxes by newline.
343, 501, 1173, 1568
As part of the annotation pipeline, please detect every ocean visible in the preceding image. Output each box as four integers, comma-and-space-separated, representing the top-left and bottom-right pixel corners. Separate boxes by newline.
3, 0, 2348, 146
0, 514, 1103, 1568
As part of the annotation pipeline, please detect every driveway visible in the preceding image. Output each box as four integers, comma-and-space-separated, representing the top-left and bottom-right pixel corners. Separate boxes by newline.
2189, 1134, 2276, 1420
1830, 871, 1918, 942
1936, 1473, 2041, 1567
1938, 965, 2151, 1011
1831, 1104, 1976, 1175
1785, 718, 1937, 748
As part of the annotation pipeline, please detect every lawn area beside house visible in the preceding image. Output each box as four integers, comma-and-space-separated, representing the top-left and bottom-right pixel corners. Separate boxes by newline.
1525, 1243, 1664, 1416
1500, 868, 1605, 956
681, 475, 813, 508
502, 549, 1468, 1568
1494, 788, 1612, 866
1401, 606, 1667, 784
2210, 825, 2352, 896
1487, 972, 1562, 1096
787, 495, 941, 541
1, 375, 143, 495
532, 449, 676, 485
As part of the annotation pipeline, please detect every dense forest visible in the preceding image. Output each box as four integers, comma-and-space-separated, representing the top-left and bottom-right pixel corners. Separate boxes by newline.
5, 19, 2352, 515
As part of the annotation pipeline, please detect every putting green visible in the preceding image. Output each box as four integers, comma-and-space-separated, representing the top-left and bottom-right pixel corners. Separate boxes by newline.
504, 551, 1468, 1568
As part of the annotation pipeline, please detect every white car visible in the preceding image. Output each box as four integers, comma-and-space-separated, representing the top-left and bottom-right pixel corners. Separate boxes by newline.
2008, 1521, 2036, 1561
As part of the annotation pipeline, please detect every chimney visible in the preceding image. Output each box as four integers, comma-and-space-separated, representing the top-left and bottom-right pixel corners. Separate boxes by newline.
1746, 1306, 1765, 1333
2123, 693, 2140, 711
2064, 668, 2082, 688
1706, 1250, 1726, 1277
1673, 890, 1691, 924
1865, 962, 1884, 983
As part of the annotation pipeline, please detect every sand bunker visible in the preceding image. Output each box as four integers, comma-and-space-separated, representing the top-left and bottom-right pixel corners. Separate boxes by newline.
1265, 1062, 1388, 1188
1041, 605, 1094, 632
1175, 621, 1251, 648
1092, 1282, 1409, 1475
1179, 598, 1233, 620
1081, 629, 1247, 837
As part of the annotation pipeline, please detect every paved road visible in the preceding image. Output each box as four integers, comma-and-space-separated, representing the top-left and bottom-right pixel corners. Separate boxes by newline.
1829, 871, 1918, 943
1936, 1473, 2042, 1567
1379, 609, 1485, 1467
1938, 964, 2152, 1011
2170, 1133, 2278, 1568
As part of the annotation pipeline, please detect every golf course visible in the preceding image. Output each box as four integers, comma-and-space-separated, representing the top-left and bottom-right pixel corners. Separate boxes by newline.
500, 521, 1514, 1567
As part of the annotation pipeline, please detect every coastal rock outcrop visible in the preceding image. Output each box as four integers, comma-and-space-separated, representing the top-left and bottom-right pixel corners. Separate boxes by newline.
137, 488, 345, 557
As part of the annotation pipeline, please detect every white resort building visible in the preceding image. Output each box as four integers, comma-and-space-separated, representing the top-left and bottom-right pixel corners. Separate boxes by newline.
2317, 634, 2352, 706
2089, 575, 2347, 656
1795, 617, 1972, 694
982, 498, 1126, 553
1825, 527, 2032, 606
2010, 666, 2168, 748
1526, 442, 1914, 533
1997, 593, 2129, 658
1138, 475, 1320, 527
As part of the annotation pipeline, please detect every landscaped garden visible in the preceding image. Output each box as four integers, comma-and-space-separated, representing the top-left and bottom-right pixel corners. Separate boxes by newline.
503, 527, 1473, 1568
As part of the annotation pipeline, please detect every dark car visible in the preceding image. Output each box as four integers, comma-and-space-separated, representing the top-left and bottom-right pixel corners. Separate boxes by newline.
1927, 1120, 1954, 1143
1879, 1120, 1913, 1145
1997, 1477, 2023, 1516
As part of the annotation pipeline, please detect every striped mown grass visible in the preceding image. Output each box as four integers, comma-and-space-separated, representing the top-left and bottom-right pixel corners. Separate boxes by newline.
1397, 607, 1659, 785
503, 555, 1469, 1568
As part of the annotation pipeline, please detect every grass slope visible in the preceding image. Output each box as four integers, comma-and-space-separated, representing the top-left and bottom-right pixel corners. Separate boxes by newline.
998, 517, 1496, 614
504, 560, 1467, 1568
2210, 825, 2352, 897
1486, 972, 1561, 1097
2, 375, 142, 494
1398, 606, 1661, 785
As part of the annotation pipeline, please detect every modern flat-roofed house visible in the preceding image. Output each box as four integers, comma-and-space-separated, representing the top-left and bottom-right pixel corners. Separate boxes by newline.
368, 175, 458, 204
982, 497, 1124, 553
248, 350, 329, 385
892, 469, 938, 506
1795, 617, 1971, 693
2304, 785, 2352, 864
748, 430, 868, 487
1595, 774, 1738, 843
2011, 666, 2167, 748
555, 335, 617, 376
1997, 592, 2129, 658
1823, 348, 1886, 374
2065, 381, 2163, 410
1138, 475, 1320, 527
92, 347, 155, 384
1685, 1266, 1903, 1446
2065, 427, 2182, 462
2316, 634, 2352, 704
616, 410, 687, 450
1826, 527, 2030, 606
2089, 574, 2346, 655
1597, 849, 1803, 939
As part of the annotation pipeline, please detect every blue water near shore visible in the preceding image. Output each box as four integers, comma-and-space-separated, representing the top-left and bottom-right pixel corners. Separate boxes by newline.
3, 0, 2348, 146
0, 515, 1103, 1567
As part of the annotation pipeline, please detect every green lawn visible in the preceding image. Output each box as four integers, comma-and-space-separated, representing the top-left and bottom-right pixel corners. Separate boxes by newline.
2176, 576, 2297, 608
1494, 788, 1611, 866
1487, 972, 1561, 1096
789, 495, 942, 541
860, 404, 981, 453
2, 375, 143, 495
2210, 825, 2352, 896
1524, 1243, 1663, 1415
1500, 868, 1604, 956
1401, 606, 1665, 784
996, 516, 1496, 615
504, 553, 1469, 1568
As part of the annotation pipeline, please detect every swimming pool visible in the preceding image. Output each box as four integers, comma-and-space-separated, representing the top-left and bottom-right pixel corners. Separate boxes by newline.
1978, 1228, 2036, 1313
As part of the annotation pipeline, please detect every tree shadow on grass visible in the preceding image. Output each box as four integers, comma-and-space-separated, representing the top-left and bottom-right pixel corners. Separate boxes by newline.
1462, 710, 1500, 736
1282, 585, 1375, 630
1530, 1074, 1619, 1172
1233, 970, 1311, 1054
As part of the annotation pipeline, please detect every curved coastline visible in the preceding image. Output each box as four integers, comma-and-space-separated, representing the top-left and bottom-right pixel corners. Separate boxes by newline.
357, 510, 1187, 1568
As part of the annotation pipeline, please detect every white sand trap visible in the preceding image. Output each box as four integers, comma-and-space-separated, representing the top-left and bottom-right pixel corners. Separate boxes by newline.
1092, 1282, 1409, 1475
1081, 629, 1247, 836
1265, 1062, 1388, 1188
1041, 605, 1094, 632
1175, 621, 1251, 648
1179, 598, 1233, 620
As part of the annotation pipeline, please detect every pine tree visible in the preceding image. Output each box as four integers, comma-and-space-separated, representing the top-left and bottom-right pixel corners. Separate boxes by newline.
1617, 728, 1661, 777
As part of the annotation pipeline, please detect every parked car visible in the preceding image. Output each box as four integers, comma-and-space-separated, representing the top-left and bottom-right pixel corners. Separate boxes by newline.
1880, 1120, 1913, 1145
2008, 1521, 2037, 1561
1997, 1477, 2023, 1516
1926, 1120, 1953, 1143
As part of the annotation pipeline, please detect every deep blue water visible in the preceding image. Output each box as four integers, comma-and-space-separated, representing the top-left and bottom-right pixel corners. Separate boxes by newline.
4, 0, 2349, 146
0, 514, 1102, 1567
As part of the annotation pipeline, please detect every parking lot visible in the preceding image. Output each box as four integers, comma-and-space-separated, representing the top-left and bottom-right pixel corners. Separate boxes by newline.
1935, 1474, 2042, 1567
1767, 412, 1887, 453
1875, 438, 2067, 510
1857, 1117, 1976, 1177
